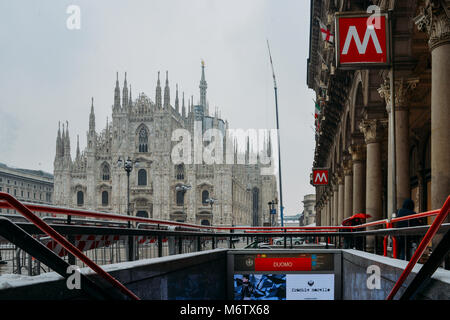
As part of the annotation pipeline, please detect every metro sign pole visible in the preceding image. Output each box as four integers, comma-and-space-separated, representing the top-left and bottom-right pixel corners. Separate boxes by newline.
335, 10, 396, 218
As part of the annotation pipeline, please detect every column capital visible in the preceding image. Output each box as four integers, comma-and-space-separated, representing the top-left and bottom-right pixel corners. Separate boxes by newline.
349, 143, 366, 162
343, 157, 353, 176
359, 119, 387, 144
415, 0, 450, 50
336, 169, 344, 185
377, 78, 420, 110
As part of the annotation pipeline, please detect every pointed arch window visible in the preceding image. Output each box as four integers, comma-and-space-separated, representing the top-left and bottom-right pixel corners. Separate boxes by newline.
138, 169, 147, 186
101, 191, 109, 206
101, 163, 110, 181
138, 127, 148, 152
176, 190, 185, 206
77, 191, 84, 207
175, 164, 185, 180
202, 190, 210, 205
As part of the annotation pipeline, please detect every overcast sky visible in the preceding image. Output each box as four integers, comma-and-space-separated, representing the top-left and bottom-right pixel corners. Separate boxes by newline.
0, 0, 315, 216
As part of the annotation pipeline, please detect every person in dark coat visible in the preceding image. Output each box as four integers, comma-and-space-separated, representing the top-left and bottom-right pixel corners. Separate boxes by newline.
395, 199, 418, 260
351, 218, 365, 250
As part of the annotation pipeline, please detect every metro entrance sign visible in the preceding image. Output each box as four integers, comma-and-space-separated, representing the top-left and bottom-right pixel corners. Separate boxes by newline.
312, 168, 329, 186
335, 12, 391, 69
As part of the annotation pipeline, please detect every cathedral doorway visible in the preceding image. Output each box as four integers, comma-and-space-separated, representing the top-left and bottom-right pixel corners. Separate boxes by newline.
136, 210, 148, 218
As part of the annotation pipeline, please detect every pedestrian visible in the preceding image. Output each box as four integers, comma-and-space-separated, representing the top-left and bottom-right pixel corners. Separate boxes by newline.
395, 198, 417, 260
351, 217, 365, 250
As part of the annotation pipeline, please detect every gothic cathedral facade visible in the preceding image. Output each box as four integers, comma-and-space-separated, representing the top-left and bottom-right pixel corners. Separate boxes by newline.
53, 64, 278, 226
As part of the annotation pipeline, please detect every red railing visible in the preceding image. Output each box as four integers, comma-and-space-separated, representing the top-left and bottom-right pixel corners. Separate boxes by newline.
386, 196, 450, 300
0, 192, 140, 300
0, 192, 441, 235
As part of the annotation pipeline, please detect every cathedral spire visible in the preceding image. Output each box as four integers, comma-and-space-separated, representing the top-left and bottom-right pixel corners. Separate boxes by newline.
128, 84, 132, 111
199, 60, 207, 109
114, 72, 121, 111
76, 134, 80, 159
56, 121, 62, 158
64, 121, 71, 158
156, 71, 162, 108
89, 97, 95, 133
175, 84, 180, 113
122, 72, 128, 110
61, 122, 65, 158
182, 91, 186, 118
164, 71, 170, 108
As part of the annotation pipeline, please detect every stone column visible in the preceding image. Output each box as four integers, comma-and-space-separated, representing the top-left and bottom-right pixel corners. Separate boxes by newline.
360, 119, 386, 253
416, 1, 450, 212
326, 194, 331, 226
360, 119, 386, 223
416, 2, 450, 265
327, 194, 332, 226
338, 173, 345, 225
379, 78, 419, 214
343, 158, 353, 219
316, 204, 321, 226
349, 144, 366, 214
333, 182, 339, 226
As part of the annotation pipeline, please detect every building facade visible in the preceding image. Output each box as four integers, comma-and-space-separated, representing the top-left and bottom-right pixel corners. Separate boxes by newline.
301, 194, 316, 226
0, 162, 54, 213
307, 0, 449, 251
53, 64, 278, 226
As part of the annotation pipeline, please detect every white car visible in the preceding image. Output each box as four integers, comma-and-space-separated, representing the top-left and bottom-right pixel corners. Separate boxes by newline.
273, 237, 304, 245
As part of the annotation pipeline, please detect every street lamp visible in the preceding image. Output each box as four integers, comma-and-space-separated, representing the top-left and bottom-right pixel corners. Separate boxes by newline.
268, 201, 276, 226
176, 184, 191, 219
204, 197, 217, 208
204, 197, 218, 224
117, 156, 139, 261
117, 157, 140, 226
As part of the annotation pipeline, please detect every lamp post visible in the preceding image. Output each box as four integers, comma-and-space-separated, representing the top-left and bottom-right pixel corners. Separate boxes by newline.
268, 201, 276, 226
117, 156, 139, 261
205, 197, 217, 224
175, 184, 191, 220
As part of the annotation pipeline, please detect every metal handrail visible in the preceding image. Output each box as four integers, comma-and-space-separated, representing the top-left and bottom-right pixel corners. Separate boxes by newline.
0, 192, 140, 300
0, 199, 439, 233
386, 196, 450, 300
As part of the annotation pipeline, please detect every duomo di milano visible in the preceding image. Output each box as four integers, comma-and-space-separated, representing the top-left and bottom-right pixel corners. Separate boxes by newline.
53, 62, 278, 226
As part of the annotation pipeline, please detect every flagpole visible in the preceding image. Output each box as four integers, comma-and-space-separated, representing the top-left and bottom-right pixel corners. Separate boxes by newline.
267, 39, 285, 227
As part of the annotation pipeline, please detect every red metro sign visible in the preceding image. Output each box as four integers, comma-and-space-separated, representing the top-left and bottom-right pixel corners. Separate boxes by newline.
335, 12, 391, 69
312, 169, 329, 186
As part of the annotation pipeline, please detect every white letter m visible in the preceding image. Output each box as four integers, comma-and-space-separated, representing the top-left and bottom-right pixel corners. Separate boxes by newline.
342, 26, 382, 55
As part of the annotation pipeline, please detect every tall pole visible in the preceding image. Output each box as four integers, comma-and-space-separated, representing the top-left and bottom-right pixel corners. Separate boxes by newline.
389, 10, 397, 220
267, 40, 284, 227
127, 170, 130, 228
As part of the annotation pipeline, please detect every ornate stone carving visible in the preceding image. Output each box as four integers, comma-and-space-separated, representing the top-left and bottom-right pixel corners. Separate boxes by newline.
342, 157, 353, 176
415, 0, 450, 50
349, 144, 366, 162
377, 78, 420, 110
359, 119, 387, 144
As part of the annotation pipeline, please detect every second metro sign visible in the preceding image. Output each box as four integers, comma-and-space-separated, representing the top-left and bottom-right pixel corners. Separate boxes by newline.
335, 11, 391, 69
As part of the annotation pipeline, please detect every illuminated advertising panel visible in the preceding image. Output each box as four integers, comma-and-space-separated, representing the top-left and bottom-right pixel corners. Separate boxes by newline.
228, 251, 341, 300
233, 274, 334, 300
